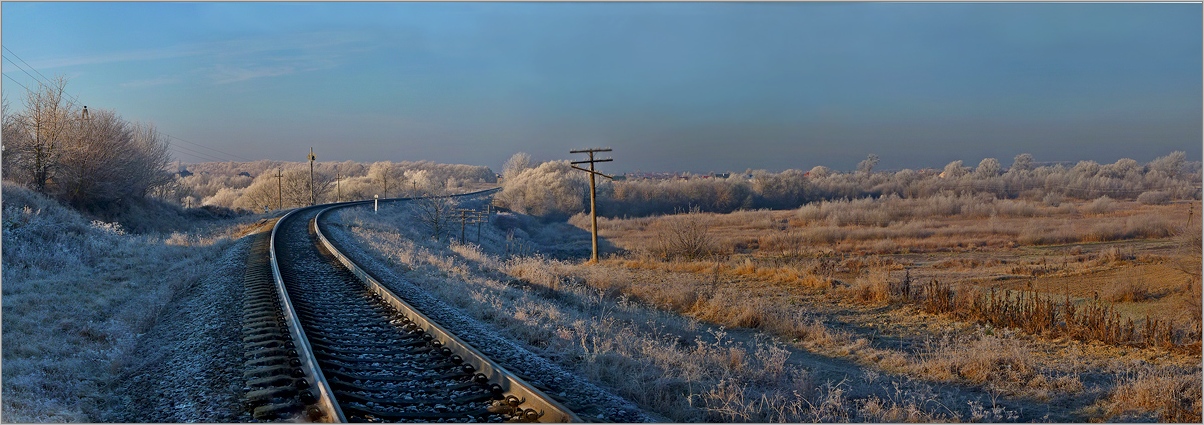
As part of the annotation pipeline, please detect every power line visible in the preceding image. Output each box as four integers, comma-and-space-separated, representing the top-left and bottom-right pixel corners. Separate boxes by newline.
2, 46, 52, 87
166, 134, 254, 162
2, 72, 33, 93
154, 130, 230, 162
169, 143, 228, 163
2, 55, 50, 91
170, 148, 225, 163
1, 53, 83, 106
3, 46, 256, 166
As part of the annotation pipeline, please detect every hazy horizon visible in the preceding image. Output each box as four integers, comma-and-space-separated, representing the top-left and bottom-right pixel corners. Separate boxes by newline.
3, 2, 1200, 174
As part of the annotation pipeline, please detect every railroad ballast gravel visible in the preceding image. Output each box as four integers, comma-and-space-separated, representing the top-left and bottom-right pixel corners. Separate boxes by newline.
324, 206, 653, 422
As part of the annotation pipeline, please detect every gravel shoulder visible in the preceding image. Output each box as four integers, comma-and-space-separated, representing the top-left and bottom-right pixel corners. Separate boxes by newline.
99, 236, 253, 423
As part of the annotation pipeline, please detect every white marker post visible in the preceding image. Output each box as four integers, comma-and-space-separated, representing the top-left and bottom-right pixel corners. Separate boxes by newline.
374, 195, 379, 213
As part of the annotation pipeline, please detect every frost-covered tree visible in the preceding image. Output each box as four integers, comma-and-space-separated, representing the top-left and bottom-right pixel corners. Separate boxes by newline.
3, 78, 172, 210
942, 160, 967, 179
412, 196, 458, 240
502, 152, 534, 181
1149, 151, 1187, 179
494, 160, 587, 220
1010, 153, 1034, 174
975, 158, 1002, 178
857, 154, 879, 174
368, 161, 402, 198
3, 76, 77, 192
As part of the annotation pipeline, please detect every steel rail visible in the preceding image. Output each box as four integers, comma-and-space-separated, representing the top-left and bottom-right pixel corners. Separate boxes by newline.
264, 188, 578, 422
268, 206, 346, 422
311, 189, 580, 423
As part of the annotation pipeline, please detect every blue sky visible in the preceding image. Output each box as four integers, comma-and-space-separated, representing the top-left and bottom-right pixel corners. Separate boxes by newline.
2, 2, 1200, 173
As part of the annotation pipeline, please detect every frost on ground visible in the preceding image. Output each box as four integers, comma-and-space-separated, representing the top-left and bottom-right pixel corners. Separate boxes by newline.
324, 200, 1017, 422
1, 182, 253, 422
98, 236, 251, 422
323, 204, 654, 422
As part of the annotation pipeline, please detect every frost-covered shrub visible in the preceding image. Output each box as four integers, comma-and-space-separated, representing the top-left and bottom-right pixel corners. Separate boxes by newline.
1043, 192, 1064, 207
493, 161, 588, 220
1137, 190, 1172, 205
1083, 196, 1118, 215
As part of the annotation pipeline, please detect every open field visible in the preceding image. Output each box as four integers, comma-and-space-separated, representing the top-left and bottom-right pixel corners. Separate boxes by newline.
333, 194, 1201, 422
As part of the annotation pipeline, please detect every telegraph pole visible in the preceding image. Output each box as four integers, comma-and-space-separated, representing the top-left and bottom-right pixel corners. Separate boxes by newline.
569, 148, 614, 263
474, 210, 488, 244
458, 209, 468, 242
308, 147, 316, 206
273, 168, 283, 210
336, 168, 342, 202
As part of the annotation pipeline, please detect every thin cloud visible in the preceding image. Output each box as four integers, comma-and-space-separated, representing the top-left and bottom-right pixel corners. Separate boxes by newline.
31, 44, 211, 70
28, 30, 373, 72
119, 76, 181, 88
209, 64, 298, 84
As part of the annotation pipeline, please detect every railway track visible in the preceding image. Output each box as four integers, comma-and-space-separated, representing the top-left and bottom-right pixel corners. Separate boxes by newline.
240, 191, 580, 422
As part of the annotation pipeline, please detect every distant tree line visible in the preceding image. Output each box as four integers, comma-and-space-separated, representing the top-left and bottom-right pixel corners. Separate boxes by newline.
2, 78, 173, 213
494, 152, 1202, 220
157, 159, 496, 212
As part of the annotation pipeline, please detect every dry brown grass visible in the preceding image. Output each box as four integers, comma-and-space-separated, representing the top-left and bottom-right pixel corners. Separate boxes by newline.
581, 197, 1202, 421
1103, 365, 1203, 422
597, 198, 1189, 257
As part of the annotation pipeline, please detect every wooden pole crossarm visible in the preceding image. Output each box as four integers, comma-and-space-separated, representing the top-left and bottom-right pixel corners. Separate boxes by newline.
571, 158, 613, 164
570, 165, 614, 180
569, 148, 612, 153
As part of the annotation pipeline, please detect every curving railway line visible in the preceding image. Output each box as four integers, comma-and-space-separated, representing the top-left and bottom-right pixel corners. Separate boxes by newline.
239, 190, 580, 422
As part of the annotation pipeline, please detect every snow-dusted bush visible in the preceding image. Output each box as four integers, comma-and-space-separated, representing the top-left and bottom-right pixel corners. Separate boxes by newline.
1083, 196, 1119, 215
1137, 190, 1172, 205
3, 79, 172, 210
493, 160, 588, 220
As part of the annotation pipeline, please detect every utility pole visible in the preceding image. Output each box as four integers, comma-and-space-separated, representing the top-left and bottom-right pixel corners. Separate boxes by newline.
308, 147, 316, 206
458, 209, 468, 243
474, 210, 487, 244
76, 106, 90, 200
569, 147, 614, 263
273, 168, 284, 210
335, 166, 341, 203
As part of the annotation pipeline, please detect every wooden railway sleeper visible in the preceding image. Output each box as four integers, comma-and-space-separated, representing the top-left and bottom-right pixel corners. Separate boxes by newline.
245, 338, 294, 351
243, 331, 291, 344
246, 374, 306, 390
327, 377, 480, 394
306, 339, 423, 351
244, 365, 305, 380
312, 347, 434, 362
341, 405, 494, 422
245, 355, 300, 370
332, 389, 494, 407
320, 367, 478, 383
244, 347, 296, 360
320, 359, 463, 376
310, 344, 429, 357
